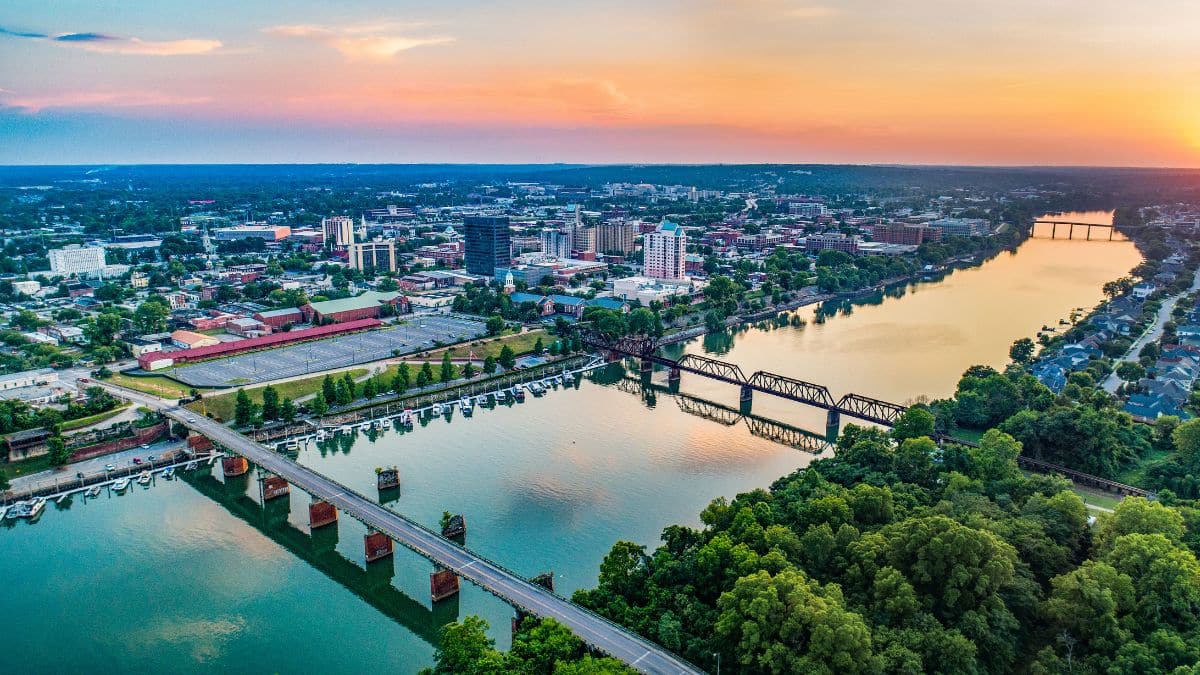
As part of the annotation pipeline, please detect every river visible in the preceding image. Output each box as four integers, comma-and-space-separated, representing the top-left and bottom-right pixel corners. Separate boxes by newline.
0, 211, 1140, 673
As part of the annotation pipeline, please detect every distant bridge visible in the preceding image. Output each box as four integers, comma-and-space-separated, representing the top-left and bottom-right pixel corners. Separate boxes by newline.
1030, 220, 1125, 240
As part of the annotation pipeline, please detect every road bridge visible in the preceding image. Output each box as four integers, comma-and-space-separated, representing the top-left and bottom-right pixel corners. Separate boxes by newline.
97, 382, 701, 675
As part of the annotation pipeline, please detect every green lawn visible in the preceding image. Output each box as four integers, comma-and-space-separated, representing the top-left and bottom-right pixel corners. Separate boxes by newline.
108, 373, 207, 399
411, 328, 548, 362
197, 368, 369, 421
59, 403, 131, 432
3, 453, 58, 480
1072, 485, 1123, 511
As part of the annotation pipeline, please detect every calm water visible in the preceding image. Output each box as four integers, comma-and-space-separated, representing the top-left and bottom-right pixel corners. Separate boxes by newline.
0, 211, 1140, 673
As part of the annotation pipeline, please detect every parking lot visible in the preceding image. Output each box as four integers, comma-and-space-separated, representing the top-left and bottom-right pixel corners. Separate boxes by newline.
164, 315, 487, 387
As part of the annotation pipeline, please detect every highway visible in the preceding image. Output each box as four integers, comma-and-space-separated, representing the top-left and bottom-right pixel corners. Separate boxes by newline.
97, 382, 701, 675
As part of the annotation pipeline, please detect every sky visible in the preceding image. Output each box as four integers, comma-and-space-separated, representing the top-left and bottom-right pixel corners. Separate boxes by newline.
1, 0, 1199, 166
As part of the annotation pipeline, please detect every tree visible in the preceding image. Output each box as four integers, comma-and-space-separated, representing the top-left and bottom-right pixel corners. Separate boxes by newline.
418, 361, 434, 387
260, 385, 280, 421
322, 375, 337, 405
334, 381, 352, 406
87, 313, 121, 347
532, 337, 544, 354
341, 372, 357, 400
440, 351, 455, 382
1172, 418, 1200, 466
1009, 337, 1036, 365
891, 407, 935, 442
485, 314, 505, 336
483, 355, 497, 374
392, 363, 411, 393
1115, 361, 1145, 382
234, 389, 255, 426
627, 307, 661, 337
462, 361, 476, 379
310, 395, 328, 416
280, 397, 296, 423
498, 345, 516, 370
47, 435, 71, 466
715, 568, 880, 673
420, 616, 505, 674
133, 299, 170, 334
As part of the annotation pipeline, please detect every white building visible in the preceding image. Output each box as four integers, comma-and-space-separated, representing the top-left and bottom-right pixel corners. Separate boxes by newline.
322, 216, 356, 249
539, 228, 573, 259
49, 245, 107, 277
643, 220, 687, 280
613, 276, 695, 305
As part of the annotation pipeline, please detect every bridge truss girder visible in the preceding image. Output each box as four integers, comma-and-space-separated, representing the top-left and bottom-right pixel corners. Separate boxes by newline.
747, 371, 836, 408
677, 354, 747, 383
835, 394, 906, 425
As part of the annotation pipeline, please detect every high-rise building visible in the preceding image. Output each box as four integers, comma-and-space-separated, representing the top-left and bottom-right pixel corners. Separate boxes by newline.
48, 245, 107, 276
347, 240, 397, 273
572, 226, 595, 254
597, 220, 636, 254
464, 216, 511, 276
322, 216, 356, 249
540, 228, 572, 259
643, 220, 687, 280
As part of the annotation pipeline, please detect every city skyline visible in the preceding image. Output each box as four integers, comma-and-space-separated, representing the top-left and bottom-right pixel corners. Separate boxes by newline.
2, 1, 1200, 166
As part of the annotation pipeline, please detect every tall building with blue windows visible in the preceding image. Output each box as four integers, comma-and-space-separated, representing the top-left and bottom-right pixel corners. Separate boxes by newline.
464, 216, 511, 276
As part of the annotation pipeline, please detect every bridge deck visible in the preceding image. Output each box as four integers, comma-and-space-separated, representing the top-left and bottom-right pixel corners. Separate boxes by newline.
100, 383, 700, 675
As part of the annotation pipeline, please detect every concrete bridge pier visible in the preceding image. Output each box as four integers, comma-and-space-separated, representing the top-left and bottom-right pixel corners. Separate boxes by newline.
640, 358, 654, 375
826, 410, 841, 441
365, 530, 394, 563
739, 385, 754, 415
668, 367, 681, 392
431, 567, 460, 602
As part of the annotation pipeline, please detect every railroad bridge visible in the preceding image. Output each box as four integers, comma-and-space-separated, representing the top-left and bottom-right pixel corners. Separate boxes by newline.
586, 331, 908, 433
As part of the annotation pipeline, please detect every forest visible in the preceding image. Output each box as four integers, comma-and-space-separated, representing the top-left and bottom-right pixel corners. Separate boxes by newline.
425, 365, 1200, 674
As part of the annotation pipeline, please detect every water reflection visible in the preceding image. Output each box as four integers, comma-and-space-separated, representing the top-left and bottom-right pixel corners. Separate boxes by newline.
178, 465, 459, 647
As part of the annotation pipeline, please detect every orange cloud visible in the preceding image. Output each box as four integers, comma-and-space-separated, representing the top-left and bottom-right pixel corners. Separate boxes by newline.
263, 23, 453, 61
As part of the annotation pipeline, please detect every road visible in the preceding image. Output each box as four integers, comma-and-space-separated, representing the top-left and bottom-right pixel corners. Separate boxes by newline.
98, 382, 700, 675
1102, 267, 1200, 393
7, 438, 186, 495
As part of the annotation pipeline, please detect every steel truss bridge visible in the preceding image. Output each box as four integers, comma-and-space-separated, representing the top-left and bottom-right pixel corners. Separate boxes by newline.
588, 333, 908, 427
614, 377, 834, 454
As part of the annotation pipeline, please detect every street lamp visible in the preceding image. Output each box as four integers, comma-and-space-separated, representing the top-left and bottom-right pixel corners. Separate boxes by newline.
713, 652, 720, 675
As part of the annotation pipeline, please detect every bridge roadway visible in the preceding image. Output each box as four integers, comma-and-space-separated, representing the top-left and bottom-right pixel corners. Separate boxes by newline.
99, 383, 701, 675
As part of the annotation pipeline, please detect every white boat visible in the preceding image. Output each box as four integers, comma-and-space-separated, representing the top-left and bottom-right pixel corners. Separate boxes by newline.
161, 467, 175, 480
431, 403, 443, 415
137, 471, 151, 486
5, 502, 26, 519
0, 506, 7, 519
86, 485, 102, 498
315, 429, 326, 441
184, 461, 197, 471
459, 397, 473, 415
27, 498, 45, 517
399, 409, 413, 425
112, 478, 130, 492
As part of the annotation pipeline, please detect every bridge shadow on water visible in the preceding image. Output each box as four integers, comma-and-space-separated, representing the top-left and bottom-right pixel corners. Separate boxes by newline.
178, 464, 459, 647
590, 363, 836, 455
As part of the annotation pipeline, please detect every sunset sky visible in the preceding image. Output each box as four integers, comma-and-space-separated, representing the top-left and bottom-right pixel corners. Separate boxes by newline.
2, 1, 1199, 165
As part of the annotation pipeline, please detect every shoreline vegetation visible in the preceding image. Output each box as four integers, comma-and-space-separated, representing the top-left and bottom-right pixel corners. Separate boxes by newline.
425, 213, 1200, 673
